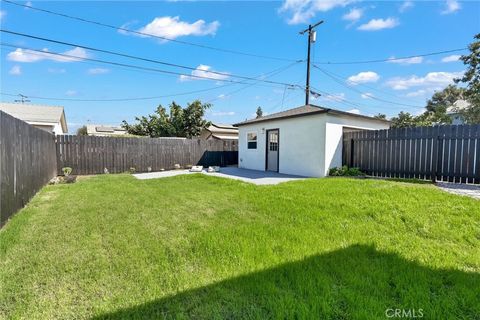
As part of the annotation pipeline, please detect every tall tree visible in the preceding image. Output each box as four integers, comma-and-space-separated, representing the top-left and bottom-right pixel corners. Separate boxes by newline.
255, 106, 263, 119
373, 113, 387, 120
422, 84, 465, 125
455, 33, 480, 124
390, 112, 418, 128
122, 100, 211, 138
76, 125, 88, 136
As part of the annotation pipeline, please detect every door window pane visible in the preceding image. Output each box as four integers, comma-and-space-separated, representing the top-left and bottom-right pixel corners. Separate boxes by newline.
247, 132, 257, 149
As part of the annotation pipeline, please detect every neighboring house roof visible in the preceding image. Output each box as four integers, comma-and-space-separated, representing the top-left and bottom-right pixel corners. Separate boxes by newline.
86, 124, 127, 135
0, 102, 68, 133
201, 123, 238, 140
211, 134, 238, 140
206, 123, 238, 135
234, 104, 390, 126
447, 99, 470, 114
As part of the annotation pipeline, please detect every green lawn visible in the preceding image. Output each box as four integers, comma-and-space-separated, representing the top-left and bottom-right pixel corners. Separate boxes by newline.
1, 174, 479, 319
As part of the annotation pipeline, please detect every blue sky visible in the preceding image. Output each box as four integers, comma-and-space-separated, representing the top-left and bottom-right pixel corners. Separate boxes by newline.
1, 0, 479, 132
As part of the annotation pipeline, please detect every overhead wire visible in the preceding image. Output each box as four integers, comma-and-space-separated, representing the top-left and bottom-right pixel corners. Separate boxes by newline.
0, 43, 300, 87
0, 29, 304, 85
1, 0, 298, 62
313, 65, 423, 108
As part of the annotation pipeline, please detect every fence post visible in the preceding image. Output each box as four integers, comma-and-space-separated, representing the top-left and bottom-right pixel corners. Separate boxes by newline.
350, 138, 354, 167
431, 126, 439, 183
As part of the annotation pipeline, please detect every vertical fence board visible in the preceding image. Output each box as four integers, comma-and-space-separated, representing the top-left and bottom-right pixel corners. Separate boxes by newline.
343, 124, 480, 184
55, 136, 238, 175
0, 111, 57, 226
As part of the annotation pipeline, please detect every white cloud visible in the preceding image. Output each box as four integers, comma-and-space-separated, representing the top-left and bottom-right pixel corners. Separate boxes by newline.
441, 0, 460, 14
7, 47, 89, 63
348, 71, 380, 84
279, 0, 353, 25
0, 10, 6, 21
179, 64, 229, 82
47, 68, 66, 74
385, 71, 463, 90
319, 92, 346, 102
347, 108, 361, 114
117, 20, 139, 35
88, 68, 110, 75
441, 54, 461, 63
65, 90, 77, 96
9, 65, 21, 75
361, 92, 374, 99
25, 1, 32, 9
342, 8, 363, 22
387, 56, 423, 65
405, 89, 427, 97
127, 16, 219, 40
212, 111, 235, 116
357, 17, 399, 31
399, 1, 414, 13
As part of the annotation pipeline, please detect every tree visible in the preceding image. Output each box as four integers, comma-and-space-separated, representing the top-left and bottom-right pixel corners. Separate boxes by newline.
76, 125, 88, 136
256, 106, 263, 118
455, 33, 480, 124
390, 112, 418, 128
390, 85, 465, 128
422, 84, 465, 125
122, 100, 211, 138
373, 113, 387, 120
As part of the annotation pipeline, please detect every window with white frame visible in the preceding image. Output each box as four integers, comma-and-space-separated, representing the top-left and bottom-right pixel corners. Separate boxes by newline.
247, 132, 257, 149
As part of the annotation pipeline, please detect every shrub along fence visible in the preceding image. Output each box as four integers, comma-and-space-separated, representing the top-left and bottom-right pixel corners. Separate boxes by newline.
343, 124, 480, 184
0, 111, 57, 226
56, 135, 238, 175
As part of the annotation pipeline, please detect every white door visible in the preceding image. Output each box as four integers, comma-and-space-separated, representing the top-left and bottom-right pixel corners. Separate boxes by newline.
266, 129, 279, 172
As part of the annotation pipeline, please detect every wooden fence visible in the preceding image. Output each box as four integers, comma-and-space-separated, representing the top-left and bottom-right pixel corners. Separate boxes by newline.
0, 111, 57, 226
56, 135, 238, 175
343, 124, 480, 184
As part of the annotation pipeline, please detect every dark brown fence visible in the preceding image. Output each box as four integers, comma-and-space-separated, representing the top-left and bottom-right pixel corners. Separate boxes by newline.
56, 135, 238, 175
343, 124, 480, 184
0, 111, 57, 226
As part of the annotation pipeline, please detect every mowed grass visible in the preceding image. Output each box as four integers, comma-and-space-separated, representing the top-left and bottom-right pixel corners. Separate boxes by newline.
1, 174, 479, 319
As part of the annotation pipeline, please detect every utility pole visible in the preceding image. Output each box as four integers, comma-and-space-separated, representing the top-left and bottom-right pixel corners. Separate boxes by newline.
299, 20, 323, 105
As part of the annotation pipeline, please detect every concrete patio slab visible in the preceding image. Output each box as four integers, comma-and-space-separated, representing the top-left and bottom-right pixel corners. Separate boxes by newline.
436, 182, 480, 200
133, 167, 307, 185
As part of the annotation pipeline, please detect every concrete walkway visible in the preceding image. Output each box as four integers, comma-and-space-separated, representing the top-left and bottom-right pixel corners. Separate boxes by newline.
436, 182, 480, 200
133, 167, 307, 185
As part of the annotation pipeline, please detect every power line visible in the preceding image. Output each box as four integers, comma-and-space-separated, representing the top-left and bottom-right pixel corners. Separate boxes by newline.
206, 60, 303, 103
1, 0, 298, 62
313, 65, 423, 108
0, 86, 231, 102
314, 48, 467, 65
0, 43, 299, 87
1, 29, 303, 84
0, 61, 302, 102
315, 65, 417, 102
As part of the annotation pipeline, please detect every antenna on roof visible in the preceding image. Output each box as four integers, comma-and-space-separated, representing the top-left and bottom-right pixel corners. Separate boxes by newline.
14, 94, 31, 104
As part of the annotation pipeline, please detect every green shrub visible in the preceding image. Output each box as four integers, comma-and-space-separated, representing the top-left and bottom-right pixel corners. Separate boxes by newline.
129, 167, 136, 174
62, 167, 72, 176
329, 166, 364, 177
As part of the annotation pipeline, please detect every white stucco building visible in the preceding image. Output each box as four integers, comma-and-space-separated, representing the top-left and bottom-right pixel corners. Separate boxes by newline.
235, 104, 390, 177
86, 124, 127, 136
0, 102, 68, 134
447, 99, 470, 125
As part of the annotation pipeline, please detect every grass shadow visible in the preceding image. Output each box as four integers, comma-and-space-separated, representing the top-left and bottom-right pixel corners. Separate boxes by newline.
92, 245, 479, 319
